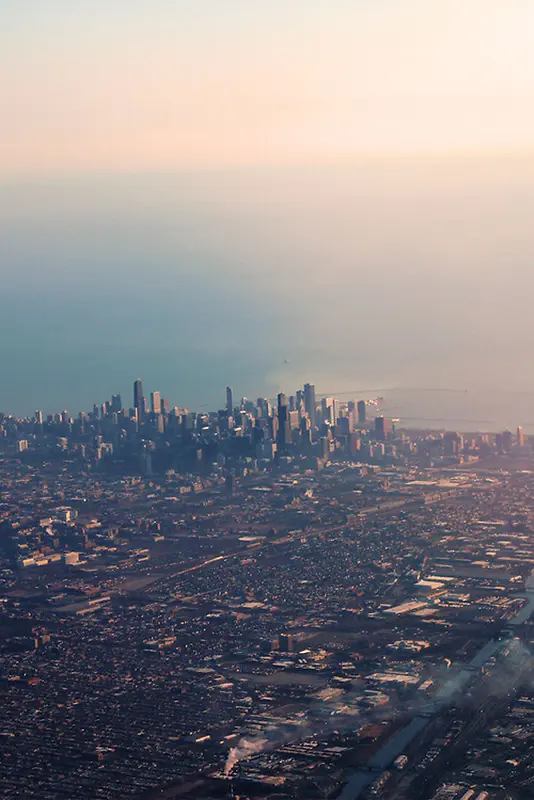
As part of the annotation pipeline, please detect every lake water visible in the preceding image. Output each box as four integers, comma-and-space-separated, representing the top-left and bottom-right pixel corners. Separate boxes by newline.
2, 156, 534, 429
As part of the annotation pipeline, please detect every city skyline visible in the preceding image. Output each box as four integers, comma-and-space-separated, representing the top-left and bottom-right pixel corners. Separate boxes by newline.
4, 375, 534, 437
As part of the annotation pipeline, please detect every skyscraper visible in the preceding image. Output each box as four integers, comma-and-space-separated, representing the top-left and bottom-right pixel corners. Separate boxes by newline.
303, 383, 316, 427
375, 416, 390, 441
226, 386, 233, 416
277, 392, 289, 451
133, 380, 144, 419
502, 430, 513, 452
357, 400, 366, 426
321, 397, 334, 425
151, 391, 161, 415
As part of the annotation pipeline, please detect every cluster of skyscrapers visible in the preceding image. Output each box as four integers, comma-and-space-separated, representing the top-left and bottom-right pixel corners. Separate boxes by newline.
21, 379, 394, 473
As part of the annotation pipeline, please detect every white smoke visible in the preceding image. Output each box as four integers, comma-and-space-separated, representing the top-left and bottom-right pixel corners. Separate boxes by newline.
225, 737, 269, 776
223, 638, 534, 777
223, 700, 390, 776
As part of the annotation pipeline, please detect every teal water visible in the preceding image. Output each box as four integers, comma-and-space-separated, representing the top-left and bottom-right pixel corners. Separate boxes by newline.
2, 157, 534, 428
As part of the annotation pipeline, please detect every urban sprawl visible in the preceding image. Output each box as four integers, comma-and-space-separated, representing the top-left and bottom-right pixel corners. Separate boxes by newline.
2, 381, 534, 800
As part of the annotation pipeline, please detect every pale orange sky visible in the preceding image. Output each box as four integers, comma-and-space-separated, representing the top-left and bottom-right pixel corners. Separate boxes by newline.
2, 0, 534, 175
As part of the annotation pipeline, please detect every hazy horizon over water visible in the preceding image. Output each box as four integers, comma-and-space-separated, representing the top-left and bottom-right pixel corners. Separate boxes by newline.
2, 154, 534, 431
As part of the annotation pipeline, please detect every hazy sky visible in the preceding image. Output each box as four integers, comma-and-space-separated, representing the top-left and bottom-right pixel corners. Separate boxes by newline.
2, 0, 534, 174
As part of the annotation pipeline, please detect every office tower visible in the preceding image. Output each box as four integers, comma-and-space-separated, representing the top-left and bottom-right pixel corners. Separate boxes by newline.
35, 410, 43, 425
270, 413, 278, 442
332, 398, 339, 426
151, 391, 161, 415
319, 436, 330, 460
226, 386, 233, 416
300, 415, 312, 449
277, 392, 289, 451
357, 400, 366, 426
218, 408, 230, 432
502, 430, 513, 452
336, 416, 350, 435
278, 633, 294, 653
303, 383, 316, 427
517, 426, 525, 447
161, 397, 170, 415
296, 390, 304, 413
257, 397, 272, 419
253, 418, 266, 446
444, 431, 462, 456
321, 397, 334, 425
346, 404, 357, 432
375, 416, 390, 441
133, 379, 144, 418
348, 432, 361, 457
111, 394, 122, 412
288, 410, 299, 430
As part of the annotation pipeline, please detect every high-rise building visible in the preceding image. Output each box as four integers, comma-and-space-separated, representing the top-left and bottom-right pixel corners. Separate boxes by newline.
348, 432, 361, 457
321, 397, 334, 425
277, 392, 289, 451
357, 400, 366, 426
278, 633, 294, 653
133, 380, 144, 418
300, 415, 312, 447
111, 394, 122, 413
151, 391, 161, 415
336, 416, 350, 435
444, 431, 463, 456
288, 410, 299, 430
226, 386, 233, 416
332, 398, 339, 426
502, 430, 513, 452
375, 416, 390, 441
303, 383, 316, 427
517, 426, 525, 447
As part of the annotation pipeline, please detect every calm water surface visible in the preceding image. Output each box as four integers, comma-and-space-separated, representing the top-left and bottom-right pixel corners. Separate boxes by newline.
2, 157, 534, 430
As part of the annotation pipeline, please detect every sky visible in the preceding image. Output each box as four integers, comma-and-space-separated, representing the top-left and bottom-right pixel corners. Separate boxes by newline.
2, 2, 534, 426
2, 0, 534, 174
